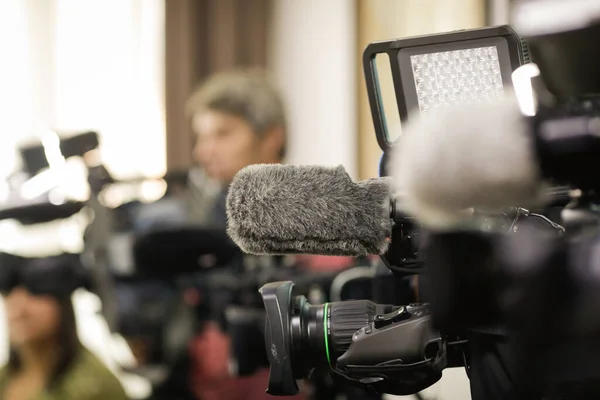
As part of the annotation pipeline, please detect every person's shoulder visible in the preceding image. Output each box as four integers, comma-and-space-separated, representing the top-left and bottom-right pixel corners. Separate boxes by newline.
61, 347, 129, 399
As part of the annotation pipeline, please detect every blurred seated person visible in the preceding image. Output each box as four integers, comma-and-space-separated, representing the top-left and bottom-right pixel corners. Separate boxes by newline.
185, 67, 286, 228
0, 255, 128, 400
185, 68, 309, 399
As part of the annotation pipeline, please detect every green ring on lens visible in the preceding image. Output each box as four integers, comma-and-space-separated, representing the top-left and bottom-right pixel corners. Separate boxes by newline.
324, 303, 332, 368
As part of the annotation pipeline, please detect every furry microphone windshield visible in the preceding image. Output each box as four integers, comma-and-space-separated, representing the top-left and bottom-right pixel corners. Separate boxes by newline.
391, 94, 545, 231
226, 164, 392, 256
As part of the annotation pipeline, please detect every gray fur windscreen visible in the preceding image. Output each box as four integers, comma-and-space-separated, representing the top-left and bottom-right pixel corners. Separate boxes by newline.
226, 164, 392, 256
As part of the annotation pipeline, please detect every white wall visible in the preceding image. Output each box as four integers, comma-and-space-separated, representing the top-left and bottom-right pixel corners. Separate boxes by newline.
488, 0, 511, 24
0, 0, 35, 180
0, 0, 166, 182
52, 0, 166, 179
269, 0, 358, 178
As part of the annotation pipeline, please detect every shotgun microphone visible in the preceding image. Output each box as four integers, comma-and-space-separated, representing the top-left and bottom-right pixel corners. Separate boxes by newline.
226, 164, 392, 256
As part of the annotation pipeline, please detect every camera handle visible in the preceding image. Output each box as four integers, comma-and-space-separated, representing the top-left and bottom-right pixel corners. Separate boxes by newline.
330, 265, 376, 302
333, 305, 446, 396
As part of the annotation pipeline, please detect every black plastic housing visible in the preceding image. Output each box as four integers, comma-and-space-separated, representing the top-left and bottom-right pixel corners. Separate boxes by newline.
0, 199, 85, 225
525, 22, 600, 100
363, 25, 527, 152
20, 131, 100, 176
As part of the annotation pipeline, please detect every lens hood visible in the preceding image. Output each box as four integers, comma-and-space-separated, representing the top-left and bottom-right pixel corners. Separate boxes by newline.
259, 280, 299, 396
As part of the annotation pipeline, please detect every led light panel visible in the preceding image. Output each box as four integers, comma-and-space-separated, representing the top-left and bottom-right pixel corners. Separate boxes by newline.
410, 46, 505, 113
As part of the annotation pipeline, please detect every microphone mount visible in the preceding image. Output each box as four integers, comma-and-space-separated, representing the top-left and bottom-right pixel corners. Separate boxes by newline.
383, 198, 423, 275
389, 198, 418, 225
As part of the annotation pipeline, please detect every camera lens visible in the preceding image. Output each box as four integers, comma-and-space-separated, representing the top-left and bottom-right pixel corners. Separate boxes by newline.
260, 281, 395, 395
289, 295, 394, 377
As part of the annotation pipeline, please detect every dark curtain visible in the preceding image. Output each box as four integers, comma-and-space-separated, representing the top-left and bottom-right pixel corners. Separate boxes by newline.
165, 0, 272, 170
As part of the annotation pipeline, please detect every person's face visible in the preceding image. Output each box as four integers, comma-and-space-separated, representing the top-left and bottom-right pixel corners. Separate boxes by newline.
192, 110, 273, 184
5, 287, 61, 346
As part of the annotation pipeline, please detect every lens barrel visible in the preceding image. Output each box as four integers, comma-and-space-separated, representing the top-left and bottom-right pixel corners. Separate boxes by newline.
290, 296, 394, 377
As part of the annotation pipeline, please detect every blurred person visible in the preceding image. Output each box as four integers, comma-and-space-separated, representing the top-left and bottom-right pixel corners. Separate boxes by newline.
185, 67, 287, 229
184, 68, 306, 400
0, 276, 128, 399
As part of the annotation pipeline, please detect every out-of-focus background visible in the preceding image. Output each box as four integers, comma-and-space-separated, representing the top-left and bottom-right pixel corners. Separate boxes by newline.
0, 1, 515, 400
0, 0, 513, 183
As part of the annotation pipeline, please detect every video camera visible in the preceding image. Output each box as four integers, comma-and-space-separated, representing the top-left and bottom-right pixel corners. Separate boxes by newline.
245, 1, 600, 399
0, 131, 98, 286
252, 24, 529, 398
